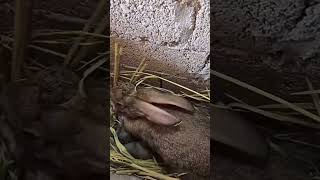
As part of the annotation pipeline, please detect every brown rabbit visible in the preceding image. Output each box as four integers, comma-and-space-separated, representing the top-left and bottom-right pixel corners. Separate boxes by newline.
111, 83, 210, 179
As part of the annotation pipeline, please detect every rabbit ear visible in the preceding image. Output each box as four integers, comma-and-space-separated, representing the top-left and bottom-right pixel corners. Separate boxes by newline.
137, 88, 195, 112
133, 99, 181, 126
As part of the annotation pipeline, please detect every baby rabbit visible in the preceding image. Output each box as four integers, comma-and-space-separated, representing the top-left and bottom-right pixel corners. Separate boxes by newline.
111, 84, 210, 178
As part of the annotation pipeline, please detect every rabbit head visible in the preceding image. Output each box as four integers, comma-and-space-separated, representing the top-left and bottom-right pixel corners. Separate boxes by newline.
112, 83, 196, 126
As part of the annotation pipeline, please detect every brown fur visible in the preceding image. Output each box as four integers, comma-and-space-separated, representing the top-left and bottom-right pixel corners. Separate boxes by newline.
112, 84, 210, 177
122, 107, 210, 176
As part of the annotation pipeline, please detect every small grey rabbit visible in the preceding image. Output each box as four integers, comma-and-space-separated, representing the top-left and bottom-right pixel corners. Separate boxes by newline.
111, 83, 210, 178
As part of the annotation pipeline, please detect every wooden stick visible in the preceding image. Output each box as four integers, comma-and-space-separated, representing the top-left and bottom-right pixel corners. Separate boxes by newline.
11, 0, 33, 81
113, 43, 121, 86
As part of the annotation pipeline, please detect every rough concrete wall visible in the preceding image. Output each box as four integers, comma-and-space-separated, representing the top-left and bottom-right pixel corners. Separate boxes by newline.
110, 0, 210, 83
213, 0, 320, 73
212, 0, 320, 99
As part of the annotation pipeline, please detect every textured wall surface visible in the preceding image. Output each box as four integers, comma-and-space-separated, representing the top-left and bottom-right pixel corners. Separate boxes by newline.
212, 0, 320, 63
110, 0, 210, 82
212, 0, 320, 100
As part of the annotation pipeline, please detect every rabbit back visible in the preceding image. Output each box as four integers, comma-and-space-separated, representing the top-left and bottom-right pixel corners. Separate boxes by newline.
122, 106, 210, 176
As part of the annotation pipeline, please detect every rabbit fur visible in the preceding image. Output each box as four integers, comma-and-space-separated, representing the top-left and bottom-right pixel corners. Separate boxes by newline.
111, 82, 210, 177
